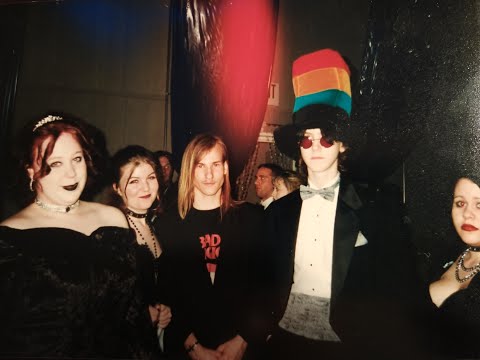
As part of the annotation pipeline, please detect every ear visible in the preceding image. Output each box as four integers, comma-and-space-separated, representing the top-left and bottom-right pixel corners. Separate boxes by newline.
223, 161, 229, 175
112, 183, 122, 196
338, 142, 347, 154
27, 167, 34, 180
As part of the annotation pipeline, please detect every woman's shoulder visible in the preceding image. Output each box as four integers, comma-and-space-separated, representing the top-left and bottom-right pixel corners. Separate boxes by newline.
0, 205, 36, 228
81, 201, 128, 228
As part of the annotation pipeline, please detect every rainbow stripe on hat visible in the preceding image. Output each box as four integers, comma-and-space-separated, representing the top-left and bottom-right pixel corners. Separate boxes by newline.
292, 49, 351, 115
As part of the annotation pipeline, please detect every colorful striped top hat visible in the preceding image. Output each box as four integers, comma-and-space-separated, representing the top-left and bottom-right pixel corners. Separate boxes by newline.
274, 49, 352, 159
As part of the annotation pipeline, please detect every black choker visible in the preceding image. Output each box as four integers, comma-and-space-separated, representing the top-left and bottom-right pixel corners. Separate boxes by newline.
470, 246, 480, 252
35, 198, 80, 213
125, 208, 148, 219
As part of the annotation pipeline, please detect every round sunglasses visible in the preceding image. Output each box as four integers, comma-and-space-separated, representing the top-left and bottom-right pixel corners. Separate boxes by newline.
299, 136, 334, 149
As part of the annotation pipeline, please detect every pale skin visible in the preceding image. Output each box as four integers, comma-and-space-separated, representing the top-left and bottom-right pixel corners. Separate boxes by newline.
430, 178, 480, 307
0, 132, 128, 233
185, 144, 247, 360
300, 128, 345, 188
113, 161, 172, 328
272, 178, 289, 200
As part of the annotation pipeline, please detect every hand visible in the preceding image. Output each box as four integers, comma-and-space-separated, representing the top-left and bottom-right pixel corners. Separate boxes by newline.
148, 305, 159, 324
189, 344, 222, 360
157, 304, 172, 329
216, 335, 247, 360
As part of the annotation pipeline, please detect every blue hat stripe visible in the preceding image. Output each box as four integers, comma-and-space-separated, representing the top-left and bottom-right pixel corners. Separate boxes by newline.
293, 90, 352, 115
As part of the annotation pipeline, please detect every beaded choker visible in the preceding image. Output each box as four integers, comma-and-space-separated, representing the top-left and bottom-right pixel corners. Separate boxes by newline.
125, 208, 148, 218
35, 198, 80, 213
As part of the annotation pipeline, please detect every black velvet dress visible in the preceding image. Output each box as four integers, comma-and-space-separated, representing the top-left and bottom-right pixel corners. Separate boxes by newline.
0, 225, 158, 359
430, 272, 480, 359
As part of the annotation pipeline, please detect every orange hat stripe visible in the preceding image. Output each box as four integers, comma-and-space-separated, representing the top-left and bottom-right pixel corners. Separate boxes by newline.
293, 67, 351, 98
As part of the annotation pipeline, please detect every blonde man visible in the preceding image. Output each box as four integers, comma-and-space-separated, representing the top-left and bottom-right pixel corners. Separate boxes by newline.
161, 134, 268, 360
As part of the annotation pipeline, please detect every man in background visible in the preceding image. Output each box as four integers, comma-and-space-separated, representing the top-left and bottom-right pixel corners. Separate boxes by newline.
254, 163, 283, 209
154, 150, 178, 212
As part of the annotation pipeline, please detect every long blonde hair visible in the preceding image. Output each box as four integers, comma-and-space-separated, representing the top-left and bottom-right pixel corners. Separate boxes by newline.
178, 134, 235, 219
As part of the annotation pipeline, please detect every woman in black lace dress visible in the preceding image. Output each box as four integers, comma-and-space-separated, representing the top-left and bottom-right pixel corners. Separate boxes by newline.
0, 114, 156, 359
110, 145, 172, 355
428, 177, 480, 359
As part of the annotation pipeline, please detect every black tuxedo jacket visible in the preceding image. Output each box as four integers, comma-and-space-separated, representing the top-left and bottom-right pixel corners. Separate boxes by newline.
264, 178, 419, 352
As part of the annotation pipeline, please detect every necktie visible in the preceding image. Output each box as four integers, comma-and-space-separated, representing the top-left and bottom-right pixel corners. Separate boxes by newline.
299, 178, 340, 201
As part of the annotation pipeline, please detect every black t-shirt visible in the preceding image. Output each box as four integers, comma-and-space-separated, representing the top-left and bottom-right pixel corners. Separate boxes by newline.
160, 203, 268, 351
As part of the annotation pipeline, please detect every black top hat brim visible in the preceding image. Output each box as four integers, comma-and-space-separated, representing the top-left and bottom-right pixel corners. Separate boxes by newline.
274, 104, 351, 159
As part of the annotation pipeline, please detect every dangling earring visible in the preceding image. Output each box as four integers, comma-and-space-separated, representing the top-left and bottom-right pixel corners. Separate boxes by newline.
29, 178, 34, 192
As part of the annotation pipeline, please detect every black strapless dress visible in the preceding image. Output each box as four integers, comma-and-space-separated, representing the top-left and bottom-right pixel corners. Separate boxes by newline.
0, 226, 157, 359
432, 272, 480, 359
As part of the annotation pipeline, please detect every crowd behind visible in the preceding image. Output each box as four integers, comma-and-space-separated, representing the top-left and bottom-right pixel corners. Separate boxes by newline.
1, 48, 480, 360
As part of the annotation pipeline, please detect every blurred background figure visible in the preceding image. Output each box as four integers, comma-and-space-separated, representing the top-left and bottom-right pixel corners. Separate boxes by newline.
0, 114, 156, 359
254, 163, 283, 209
111, 145, 173, 356
272, 170, 304, 200
154, 150, 178, 213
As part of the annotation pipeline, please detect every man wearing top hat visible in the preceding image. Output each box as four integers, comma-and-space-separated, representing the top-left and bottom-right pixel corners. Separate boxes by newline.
264, 49, 421, 359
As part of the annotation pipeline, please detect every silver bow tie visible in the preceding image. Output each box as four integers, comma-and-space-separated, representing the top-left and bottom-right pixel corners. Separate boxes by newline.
299, 178, 340, 201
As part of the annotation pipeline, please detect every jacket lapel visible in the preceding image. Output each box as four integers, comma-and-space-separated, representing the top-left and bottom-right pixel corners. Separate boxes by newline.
331, 180, 363, 302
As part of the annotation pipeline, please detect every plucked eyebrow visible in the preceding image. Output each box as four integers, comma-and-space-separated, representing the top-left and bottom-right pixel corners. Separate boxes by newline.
453, 195, 480, 200
48, 150, 83, 161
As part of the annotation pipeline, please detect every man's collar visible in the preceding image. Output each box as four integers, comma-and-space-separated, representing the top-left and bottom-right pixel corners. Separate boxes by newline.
260, 196, 274, 209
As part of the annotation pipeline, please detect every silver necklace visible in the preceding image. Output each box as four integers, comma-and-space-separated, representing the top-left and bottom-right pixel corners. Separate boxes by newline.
35, 198, 80, 213
455, 247, 480, 283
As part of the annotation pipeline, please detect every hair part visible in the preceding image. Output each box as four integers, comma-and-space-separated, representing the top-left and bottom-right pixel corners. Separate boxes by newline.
110, 145, 164, 214
178, 133, 235, 219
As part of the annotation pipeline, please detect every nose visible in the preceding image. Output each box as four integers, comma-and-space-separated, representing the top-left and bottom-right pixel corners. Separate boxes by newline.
312, 138, 322, 150
463, 204, 475, 219
65, 162, 76, 177
141, 180, 150, 191
205, 165, 213, 179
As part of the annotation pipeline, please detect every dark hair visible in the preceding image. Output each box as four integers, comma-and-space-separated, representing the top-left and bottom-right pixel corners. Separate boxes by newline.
295, 127, 349, 175
110, 145, 165, 214
154, 150, 174, 165
257, 163, 284, 178
16, 113, 100, 201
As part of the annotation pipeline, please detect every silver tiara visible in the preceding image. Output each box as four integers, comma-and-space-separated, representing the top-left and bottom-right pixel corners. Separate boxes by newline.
32, 115, 63, 132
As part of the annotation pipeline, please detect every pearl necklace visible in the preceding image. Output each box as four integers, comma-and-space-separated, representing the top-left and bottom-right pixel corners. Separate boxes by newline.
455, 247, 480, 283
126, 214, 161, 284
35, 198, 80, 213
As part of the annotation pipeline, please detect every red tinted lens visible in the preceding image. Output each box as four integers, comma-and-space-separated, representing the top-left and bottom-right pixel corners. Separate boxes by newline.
299, 137, 313, 149
320, 137, 334, 148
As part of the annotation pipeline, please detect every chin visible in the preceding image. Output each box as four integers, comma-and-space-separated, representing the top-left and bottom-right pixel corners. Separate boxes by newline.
461, 236, 480, 247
